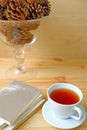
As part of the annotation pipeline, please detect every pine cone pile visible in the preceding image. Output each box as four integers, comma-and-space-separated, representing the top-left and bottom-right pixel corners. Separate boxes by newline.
0, 0, 51, 20
0, 0, 51, 45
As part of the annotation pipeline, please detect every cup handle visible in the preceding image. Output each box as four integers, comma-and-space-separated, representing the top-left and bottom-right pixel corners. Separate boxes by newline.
70, 106, 83, 120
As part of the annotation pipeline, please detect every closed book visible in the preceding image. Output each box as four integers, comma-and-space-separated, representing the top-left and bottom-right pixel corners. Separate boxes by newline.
2, 94, 44, 130
0, 80, 41, 125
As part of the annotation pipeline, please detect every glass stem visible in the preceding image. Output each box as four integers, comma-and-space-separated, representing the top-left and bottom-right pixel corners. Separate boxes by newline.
14, 47, 26, 73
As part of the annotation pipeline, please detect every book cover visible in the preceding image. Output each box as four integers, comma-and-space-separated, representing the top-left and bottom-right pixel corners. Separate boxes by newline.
3, 95, 44, 130
0, 80, 41, 125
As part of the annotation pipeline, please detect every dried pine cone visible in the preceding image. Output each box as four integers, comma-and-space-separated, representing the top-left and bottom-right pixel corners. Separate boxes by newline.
5, 0, 29, 20
10, 28, 33, 45
26, 3, 43, 19
26, 0, 51, 19
39, 0, 51, 16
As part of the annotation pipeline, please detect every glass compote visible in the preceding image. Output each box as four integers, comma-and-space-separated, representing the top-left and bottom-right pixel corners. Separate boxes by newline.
0, 19, 41, 80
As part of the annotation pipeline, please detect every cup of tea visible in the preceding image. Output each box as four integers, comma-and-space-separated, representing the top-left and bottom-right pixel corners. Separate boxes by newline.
47, 83, 84, 120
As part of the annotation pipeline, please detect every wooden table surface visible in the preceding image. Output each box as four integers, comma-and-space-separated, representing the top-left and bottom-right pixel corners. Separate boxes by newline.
0, 0, 87, 130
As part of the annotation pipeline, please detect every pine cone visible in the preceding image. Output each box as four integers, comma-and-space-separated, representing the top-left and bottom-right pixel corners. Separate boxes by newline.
5, 0, 29, 20
26, 3, 43, 19
9, 27, 33, 45
39, 0, 51, 16
26, 0, 51, 19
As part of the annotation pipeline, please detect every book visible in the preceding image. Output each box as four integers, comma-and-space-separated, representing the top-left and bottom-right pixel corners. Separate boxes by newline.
0, 80, 44, 126
2, 94, 44, 130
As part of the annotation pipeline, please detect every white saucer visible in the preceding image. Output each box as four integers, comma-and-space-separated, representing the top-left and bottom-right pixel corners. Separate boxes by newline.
42, 101, 86, 129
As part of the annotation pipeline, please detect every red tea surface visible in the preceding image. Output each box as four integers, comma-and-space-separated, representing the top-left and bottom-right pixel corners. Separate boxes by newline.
50, 88, 79, 105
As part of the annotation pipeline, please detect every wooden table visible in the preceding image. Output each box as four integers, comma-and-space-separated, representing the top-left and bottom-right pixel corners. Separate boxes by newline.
0, 0, 87, 130
0, 58, 87, 130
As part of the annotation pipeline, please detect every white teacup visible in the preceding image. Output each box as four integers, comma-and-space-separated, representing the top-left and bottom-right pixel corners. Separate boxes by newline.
47, 83, 84, 120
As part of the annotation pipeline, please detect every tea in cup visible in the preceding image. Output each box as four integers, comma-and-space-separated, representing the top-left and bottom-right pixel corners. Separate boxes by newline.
47, 83, 84, 120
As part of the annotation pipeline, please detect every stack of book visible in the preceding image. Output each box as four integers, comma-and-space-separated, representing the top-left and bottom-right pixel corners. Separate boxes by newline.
0, 80, 44, 130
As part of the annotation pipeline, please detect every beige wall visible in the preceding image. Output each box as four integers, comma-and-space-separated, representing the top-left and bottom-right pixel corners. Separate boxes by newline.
0, 0, 87, 60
